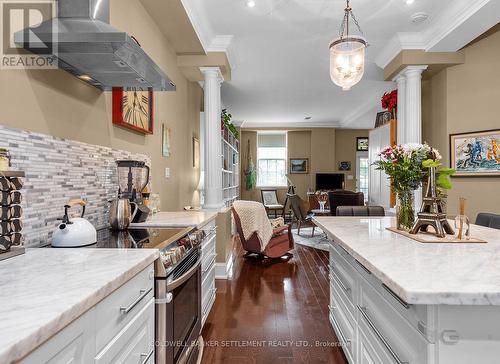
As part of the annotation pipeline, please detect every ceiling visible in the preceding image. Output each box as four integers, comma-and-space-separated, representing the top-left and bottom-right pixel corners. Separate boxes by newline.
182, 0, 497, 128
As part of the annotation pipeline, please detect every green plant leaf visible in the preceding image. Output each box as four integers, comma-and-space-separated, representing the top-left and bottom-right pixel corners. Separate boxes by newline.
422, 159, 441, 168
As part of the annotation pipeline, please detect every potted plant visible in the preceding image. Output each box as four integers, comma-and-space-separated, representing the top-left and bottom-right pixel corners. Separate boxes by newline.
221, 109, 239, 139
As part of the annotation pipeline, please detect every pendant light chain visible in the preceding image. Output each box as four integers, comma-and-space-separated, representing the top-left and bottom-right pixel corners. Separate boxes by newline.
338, 0, 364, 39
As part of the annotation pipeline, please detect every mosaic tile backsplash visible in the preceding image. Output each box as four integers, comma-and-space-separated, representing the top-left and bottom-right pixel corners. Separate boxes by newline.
0, 125, 151, 247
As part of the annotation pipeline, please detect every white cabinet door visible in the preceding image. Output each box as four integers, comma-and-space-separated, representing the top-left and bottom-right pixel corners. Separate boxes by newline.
358, 328, 389, 364
20, 308, 95, 364
95, 297, 155, 364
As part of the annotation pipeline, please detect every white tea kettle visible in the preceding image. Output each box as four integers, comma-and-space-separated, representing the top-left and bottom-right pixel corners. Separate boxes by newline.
52, 199, 97, 247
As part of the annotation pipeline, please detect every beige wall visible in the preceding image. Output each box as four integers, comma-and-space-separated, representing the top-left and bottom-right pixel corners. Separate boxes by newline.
0, 0, 202, 211
422, 27, 500, 219
240, 128, 369, 203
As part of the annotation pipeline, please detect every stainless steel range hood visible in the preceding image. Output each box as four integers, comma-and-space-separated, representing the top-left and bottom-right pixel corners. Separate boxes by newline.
15, 0, 176, 91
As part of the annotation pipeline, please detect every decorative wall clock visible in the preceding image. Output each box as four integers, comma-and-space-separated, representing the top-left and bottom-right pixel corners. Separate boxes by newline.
112, 87, 154, 134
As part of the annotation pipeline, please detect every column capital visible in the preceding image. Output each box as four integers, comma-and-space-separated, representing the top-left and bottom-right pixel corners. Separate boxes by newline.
393, 65, 428, 81
199, 67, 224, 83
403, 65, 428, 78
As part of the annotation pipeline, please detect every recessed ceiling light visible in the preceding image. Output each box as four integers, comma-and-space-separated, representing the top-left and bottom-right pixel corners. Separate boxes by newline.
246, 0, 256, 8
406, 0, 415, 5
78, 75, 93, 81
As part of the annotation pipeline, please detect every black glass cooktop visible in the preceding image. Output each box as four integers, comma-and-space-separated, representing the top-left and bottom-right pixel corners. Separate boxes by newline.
92, 227, 192, 250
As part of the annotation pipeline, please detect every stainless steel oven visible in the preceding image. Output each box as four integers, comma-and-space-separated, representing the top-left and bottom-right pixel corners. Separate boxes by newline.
156, 244, 202, 364
92, 226, 203, 364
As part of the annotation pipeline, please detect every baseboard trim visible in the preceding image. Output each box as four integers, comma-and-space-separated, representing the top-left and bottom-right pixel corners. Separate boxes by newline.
215, 252, 234, 279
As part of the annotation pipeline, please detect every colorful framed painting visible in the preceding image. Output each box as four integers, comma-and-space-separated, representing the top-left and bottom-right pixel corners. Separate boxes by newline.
450, 129, 500, 177
357, 137, 369, 152
290, 158, 309, 174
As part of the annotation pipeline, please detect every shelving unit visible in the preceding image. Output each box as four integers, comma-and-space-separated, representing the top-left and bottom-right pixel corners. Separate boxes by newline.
221, 127, 240, 207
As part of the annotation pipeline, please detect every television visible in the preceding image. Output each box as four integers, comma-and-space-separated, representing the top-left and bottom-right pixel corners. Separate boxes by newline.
315, 173, 345, 190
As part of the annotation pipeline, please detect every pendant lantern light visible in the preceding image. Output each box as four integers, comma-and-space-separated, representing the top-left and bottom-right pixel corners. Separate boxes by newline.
329, 0, 367, 91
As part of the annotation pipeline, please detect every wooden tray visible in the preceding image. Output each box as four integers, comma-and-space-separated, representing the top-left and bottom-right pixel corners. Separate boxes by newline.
386, 227, 487, 244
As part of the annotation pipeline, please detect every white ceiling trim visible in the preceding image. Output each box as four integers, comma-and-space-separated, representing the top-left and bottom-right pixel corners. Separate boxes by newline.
339, 91, 391, 128
206, 35, 235, 67
375, 0, 498, 69
206, 35, 234, 52
180, 0, 214, 52
237, 120, 342, 129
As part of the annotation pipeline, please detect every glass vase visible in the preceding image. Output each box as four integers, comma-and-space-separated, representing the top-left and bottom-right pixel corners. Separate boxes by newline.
319, 201, 326, 212
396, 190, 415, 231
454, 215, 470, 240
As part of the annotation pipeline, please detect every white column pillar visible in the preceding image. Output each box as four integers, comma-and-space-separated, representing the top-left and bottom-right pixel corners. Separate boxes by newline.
402, 65, 427, 210
403, 66, 427, 145
393, 74, 406, 145
200, 67, 224, 209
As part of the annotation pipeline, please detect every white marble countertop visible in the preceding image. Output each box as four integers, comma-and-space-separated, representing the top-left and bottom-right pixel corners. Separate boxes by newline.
313, 216, 500, 305
0, 248, 158, 363
130, 210, 218, 229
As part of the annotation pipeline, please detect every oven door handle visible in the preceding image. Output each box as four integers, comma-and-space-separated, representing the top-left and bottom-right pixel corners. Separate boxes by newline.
167, 259, 201, 292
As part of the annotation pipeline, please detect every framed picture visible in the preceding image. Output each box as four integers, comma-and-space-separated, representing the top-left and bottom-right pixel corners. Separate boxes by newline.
193, 137, 200, 168
112, 88, 154, 134
375, 111, 392, 128
450, 129, 500, 177
357, 137, 369, 152
290, 158, 309, 174
162, 124, 171, 157
338, 161, 351, 171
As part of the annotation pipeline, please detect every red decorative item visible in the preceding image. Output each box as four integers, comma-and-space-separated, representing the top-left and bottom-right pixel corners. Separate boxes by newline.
112, 87, 154, 134
381, 89, 398, 113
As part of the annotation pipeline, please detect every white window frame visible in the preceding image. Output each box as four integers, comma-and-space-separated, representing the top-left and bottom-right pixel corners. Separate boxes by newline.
256, 132, 288, 188
356, 151, 369, 202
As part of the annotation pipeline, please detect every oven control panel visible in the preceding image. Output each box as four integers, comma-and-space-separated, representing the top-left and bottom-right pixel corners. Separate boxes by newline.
159, 230, 202, 270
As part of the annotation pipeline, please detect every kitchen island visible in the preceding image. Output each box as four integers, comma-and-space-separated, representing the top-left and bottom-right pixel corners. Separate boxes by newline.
0, 248, 158, 364
313, 216, 500, 364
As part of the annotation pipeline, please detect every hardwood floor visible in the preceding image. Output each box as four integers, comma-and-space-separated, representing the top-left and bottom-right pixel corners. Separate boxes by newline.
201, 241, 348, 364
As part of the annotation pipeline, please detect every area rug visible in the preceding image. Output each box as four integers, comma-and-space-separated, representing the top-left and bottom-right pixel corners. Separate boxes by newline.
291, 227, 331, 252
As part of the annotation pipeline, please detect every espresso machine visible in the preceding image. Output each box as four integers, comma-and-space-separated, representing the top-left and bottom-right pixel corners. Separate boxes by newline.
116, 160, 150, 223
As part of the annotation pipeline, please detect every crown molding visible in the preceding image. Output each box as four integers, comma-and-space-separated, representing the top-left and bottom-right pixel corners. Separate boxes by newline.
207, 35, 234, 52
375, 0, 498, 69
237, 120, 343, 129
339, 90, 394, 128
180, 0, 214, 51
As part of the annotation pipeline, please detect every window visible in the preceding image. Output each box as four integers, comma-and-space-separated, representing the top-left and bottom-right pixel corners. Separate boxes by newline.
356, 152, 369, 202
257, 132, 287, 187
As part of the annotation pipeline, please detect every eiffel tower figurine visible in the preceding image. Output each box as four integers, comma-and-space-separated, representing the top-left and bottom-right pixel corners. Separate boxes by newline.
410, 158, 454, 238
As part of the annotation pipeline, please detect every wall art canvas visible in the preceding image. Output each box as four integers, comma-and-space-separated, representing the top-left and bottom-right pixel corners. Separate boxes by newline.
162, 124, 171, 157
357, 137, 369, 151
193, 137, 200, 168
338, 161, 351, 171
290, 158, 309, 174
450, 129, 500, 177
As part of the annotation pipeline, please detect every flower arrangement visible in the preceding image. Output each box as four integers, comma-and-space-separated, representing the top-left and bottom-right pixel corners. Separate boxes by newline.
381, 89, 398, 119
374, 143, 455, 230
